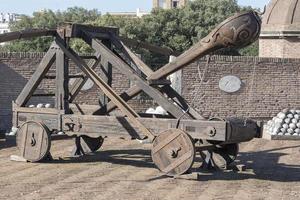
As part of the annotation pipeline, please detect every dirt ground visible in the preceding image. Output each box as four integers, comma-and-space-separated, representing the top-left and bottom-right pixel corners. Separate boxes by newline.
0, 136, 300, 200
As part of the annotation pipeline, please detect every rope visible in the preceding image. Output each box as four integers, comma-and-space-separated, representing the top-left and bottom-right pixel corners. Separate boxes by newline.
244, 59, 257, 125
176, 55, 210, 128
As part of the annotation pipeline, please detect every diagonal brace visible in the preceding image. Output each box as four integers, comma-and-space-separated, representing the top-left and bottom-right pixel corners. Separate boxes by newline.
55, 37, 154, 140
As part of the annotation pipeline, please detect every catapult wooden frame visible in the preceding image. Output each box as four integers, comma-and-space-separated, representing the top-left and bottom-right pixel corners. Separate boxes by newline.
5, 11, 265, 176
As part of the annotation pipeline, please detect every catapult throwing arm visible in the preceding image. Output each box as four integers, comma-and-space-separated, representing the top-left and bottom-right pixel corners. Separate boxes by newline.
148, 11, 261, 81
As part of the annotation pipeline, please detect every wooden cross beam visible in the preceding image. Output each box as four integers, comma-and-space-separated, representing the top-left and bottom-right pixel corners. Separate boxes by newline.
92, 34, 204, 120
55, 37, 154, 140
91, 39, 189, 119
69, 52, 102, 103
15, 44, 57, 106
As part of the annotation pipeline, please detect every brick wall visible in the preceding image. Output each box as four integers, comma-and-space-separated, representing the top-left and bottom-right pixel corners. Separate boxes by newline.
0, 52, 156, 132
1, 53, 300, 132
182, 55, 300, 120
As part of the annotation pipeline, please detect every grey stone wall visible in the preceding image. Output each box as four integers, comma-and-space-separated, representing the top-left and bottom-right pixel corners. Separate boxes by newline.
259, 38, 300, 58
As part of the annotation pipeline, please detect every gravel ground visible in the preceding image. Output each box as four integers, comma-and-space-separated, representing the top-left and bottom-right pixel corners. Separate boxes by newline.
0, 137, 300, 200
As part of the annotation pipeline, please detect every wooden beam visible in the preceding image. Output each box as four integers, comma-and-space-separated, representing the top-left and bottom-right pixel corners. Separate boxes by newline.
55, 37, 154, 139
97, 36, 204, 119
92, 39, 187, 119
69, 52, 101, 103
55, 48, 69, 112
15, 45, 56, 106
99, 39, 113, 107
111, 35, 153, 77
119, 36, 180, 56
62, 114, 227, 141
0, 29, 56, 43
147, 40, 215, 80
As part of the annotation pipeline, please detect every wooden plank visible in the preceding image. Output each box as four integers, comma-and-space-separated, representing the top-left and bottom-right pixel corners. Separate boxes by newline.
161, 85, 205, 120
62, 114, 227, 141
99, 39, 113, 107
147, 40, 214, 81
17, 112, 59, 131
262, 132, 300, 140
55, 48, 69, 112
0, 29, 56, 43
15, 46, 56, 106
66, 23, 119, 38
55, 37, 154, 139
69, 52, 102, 103
13, 106, 58, 115
95, 37, 204, 120
111, 35, 153, 77
94, 85, 141, 114
92, 39, 187, 119
119, 36, 180, 56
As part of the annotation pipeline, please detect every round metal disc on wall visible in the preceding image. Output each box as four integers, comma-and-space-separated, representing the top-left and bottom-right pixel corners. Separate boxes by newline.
16, 121, 51, 162
151, 129, 195, 176
219, 75, 242, 93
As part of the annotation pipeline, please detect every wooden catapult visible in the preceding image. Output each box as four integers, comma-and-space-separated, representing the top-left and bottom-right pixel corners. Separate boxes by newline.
2, 11, 263, 176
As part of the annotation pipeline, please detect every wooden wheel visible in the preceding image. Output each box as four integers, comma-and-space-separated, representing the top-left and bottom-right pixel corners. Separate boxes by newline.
151, 129, 195, 176
200, 143, 239, 169
80, 135, 104, 153
16, 121, 51, 162
72, 135, 104, 156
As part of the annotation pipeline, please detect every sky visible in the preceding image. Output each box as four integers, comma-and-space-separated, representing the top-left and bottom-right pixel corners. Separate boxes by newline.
0, 0, 270, 15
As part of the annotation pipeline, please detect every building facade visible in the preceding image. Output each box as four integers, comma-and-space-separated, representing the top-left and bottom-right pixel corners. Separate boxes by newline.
0, 13, 18, 34
107, 8, 149, 18
259, 0, 300, 58
153, 0, 188, 9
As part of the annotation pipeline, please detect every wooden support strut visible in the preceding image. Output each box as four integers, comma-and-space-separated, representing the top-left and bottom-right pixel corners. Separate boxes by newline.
69, 52, 102, 103
15, 44, 57, 106
91, 39, 187, 119
92, 34, 204, 120
54, 37, 154, 140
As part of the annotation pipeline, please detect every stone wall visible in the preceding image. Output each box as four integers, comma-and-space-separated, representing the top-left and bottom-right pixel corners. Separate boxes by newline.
259, 38, 300, 58
1, 53, 300, 132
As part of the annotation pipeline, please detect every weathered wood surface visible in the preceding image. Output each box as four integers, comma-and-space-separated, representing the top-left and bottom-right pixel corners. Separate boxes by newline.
262, 132, 300, 140
119, 36, 180, 56
151, 129, 195, 176
62, 114, 227, 141
15, 46, 56, 106
16, 121, 51, 162
69, 52, 102, 103
55, 37, 154, 139
147, 11, 261, 80
0, 29, 56, 43
93, 35, 204, 120
56, 48, 69, 112
92, 39, 192, 119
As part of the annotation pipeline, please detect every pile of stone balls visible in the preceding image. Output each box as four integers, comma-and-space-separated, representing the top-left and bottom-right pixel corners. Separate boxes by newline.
265, 109, 300, 136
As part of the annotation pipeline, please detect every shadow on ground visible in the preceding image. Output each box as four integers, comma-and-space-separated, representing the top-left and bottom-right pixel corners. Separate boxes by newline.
197, 145, 300, 182
0, 137, 16, 150
48, 143, 300, 182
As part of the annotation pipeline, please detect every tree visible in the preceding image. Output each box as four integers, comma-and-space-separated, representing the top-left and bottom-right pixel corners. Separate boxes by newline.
5, 8, 101, 52
2, 1, 259, 57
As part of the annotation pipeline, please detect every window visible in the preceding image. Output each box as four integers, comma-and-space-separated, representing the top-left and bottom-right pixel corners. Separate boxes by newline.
172, 0, 179, 8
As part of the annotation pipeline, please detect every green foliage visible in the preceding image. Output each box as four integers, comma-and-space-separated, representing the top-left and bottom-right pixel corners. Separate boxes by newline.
5, 7, 100, 52
2, 0, 259, 58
